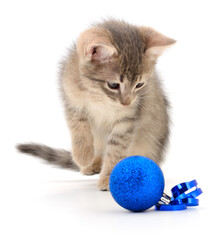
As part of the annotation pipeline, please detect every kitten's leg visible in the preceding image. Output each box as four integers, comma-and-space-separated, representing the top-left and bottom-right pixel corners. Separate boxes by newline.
66, 109, 94, 170
127, 122, 169, 165
80, 129, 105, 175
128, 137, 162, 164
98, 122, 135, 190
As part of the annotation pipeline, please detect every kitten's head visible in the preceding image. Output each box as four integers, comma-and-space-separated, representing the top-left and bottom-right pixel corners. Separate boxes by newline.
76, 20, 175, 106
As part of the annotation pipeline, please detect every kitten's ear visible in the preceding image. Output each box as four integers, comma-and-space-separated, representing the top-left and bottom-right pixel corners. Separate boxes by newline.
85, 43, 117, 61
139, 27, 176, 59
77, 28, 117, 62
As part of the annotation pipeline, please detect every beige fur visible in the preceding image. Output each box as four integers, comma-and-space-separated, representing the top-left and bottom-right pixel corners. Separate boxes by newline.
59, 20, 175, 190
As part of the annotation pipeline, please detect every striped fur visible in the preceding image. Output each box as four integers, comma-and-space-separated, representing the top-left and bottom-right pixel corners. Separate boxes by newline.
17, 143, 79, 170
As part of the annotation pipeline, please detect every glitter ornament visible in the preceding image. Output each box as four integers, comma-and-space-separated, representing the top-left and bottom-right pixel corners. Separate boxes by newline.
109, 156, 164, 212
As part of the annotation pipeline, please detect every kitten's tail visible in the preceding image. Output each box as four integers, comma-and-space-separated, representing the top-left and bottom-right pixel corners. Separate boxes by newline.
16, 143, 80, 171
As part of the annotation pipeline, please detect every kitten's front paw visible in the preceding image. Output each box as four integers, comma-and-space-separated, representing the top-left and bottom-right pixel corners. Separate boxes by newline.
72, 145, 94, 167
98, 175, 110, 191
81, 166, 95, 175
80, 156, 102, 175
91, 156, 102, 173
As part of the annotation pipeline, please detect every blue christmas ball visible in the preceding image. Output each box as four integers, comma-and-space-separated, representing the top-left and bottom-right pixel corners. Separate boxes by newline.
109, 156, 164, 212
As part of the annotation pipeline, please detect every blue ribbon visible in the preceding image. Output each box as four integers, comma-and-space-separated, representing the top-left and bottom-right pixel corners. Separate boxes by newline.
155, 179, 203, 211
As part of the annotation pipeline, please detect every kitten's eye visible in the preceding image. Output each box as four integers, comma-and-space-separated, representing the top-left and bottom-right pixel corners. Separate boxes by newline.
107, 82, 120, 90
135, 82, 144, 89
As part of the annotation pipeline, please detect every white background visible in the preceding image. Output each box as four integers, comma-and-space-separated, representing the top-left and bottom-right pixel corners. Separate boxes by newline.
1, 0, 222, 239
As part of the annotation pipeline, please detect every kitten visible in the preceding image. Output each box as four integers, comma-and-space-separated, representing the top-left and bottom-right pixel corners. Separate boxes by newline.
17, 19, 175, 190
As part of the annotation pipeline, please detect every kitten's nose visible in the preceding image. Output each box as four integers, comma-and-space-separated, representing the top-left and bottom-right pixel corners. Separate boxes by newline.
121, 102, 131, 106
120, 97, 132, 106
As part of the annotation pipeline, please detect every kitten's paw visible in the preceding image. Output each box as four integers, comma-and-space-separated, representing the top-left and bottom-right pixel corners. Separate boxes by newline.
80, 156, 102, 175
91, 156, 102, 173
98, 175, 110, 191
80, 166, 95, 175
72, 145, 94, 168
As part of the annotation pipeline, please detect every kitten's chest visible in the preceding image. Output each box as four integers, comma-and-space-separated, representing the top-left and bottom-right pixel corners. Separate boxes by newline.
86, 101, 127, 129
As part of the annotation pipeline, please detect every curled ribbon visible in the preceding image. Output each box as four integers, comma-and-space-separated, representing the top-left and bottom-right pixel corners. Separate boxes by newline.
155, 179, 203, 211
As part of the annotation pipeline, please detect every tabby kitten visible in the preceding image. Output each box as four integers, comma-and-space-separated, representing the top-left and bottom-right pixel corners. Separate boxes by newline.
17, 20, 175, 190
